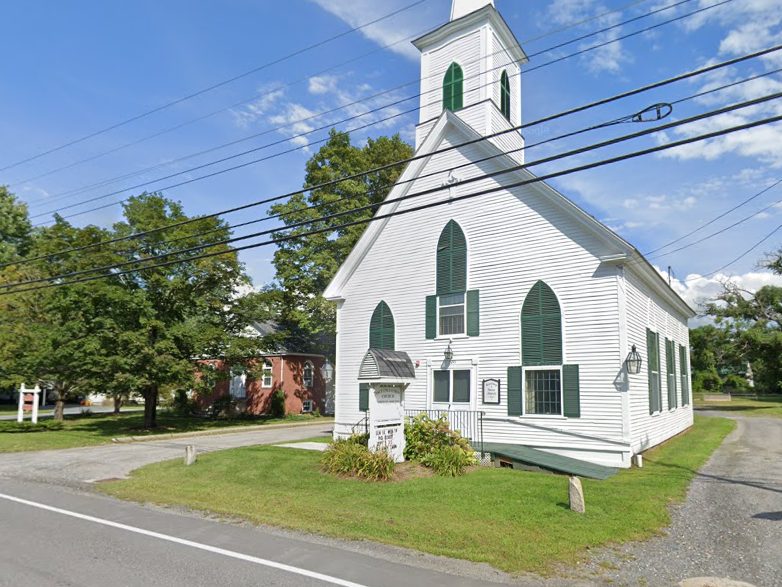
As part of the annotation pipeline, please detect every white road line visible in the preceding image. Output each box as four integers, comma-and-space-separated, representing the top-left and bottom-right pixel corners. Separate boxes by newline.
0, 492, 369, 587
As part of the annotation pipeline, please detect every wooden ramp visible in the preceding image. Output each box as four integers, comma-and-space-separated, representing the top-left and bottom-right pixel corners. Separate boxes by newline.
482, 442, 618, 480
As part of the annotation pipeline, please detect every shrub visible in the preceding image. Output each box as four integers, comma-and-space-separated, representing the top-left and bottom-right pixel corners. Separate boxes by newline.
270, 390, 286, 418
322, 435, 395, 482
422, 444, 475, 477
0, 420, 65, 433
722, 374, 750, 393
211, 395, 238, 418
404, 413, 475, 476
693, 371, 722, 393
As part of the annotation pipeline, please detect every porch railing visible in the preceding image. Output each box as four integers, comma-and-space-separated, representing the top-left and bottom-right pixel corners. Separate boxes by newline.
404, 409, 485, 457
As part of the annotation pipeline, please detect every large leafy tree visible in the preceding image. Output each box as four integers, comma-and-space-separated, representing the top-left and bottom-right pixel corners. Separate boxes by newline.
265, 130, 413, 356
704, 252, 782, 393
0, 186, 32, 264
0, 193, 259, 426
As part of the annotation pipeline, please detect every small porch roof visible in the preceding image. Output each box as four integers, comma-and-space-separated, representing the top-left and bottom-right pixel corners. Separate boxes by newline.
358, 349, 416, 380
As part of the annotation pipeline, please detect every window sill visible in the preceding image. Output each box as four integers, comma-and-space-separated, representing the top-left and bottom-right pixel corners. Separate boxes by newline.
520, 415, 568, 421
435, 335, 469, 340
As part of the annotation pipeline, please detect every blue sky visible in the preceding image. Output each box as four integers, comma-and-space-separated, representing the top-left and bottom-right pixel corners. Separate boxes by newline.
2, 0, 782, 313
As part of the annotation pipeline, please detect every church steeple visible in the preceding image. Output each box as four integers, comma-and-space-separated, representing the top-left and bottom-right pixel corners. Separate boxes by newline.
451, 0, 495, 21
412, 0, 528, 161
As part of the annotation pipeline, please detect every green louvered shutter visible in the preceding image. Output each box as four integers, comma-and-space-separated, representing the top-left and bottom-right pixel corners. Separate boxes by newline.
507, 366, 522, 416
359, 383, 369, 413
466, 290, 480, 336
679, 344, 690, 406
563, 364, 581, 418
521, 281, 562, 366
437, 220, 467, 295
647, 329, 659, 414
667, 339, 677, 410
500, 70, 511, 121
443, 62, 464, 112
425, 295, 437, 339
369, 301, 395, 350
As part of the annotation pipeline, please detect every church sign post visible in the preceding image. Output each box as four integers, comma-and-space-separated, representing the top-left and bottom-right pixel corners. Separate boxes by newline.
357, 349, 416, 464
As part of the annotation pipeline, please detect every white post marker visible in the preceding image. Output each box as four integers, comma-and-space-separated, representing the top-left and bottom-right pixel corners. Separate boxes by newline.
17, 383, 26, 423
17, 384, 41, 424
31, 385, 40, 424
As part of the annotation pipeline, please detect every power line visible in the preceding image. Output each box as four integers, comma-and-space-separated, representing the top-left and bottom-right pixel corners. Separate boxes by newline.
5, 45, 780, 271
28, 0, 733, 220
13, 0, 661, 193
5, 95, 781, 292
3, 110, 780, 297
0, 0, 430, 174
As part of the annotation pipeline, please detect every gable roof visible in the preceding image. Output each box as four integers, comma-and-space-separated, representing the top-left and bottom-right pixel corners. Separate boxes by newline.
323, 110, 695, 319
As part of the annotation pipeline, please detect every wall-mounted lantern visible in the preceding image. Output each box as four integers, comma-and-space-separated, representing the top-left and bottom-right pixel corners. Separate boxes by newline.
625, 345, 643, 375
444, 339, 454, 361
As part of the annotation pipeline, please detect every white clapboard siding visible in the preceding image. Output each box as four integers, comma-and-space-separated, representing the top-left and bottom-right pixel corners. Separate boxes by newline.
333, 124, 630, 465
623, 268, 694, 453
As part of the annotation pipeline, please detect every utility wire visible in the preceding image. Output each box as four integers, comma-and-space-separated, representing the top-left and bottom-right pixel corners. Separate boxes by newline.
3, 110, 780, 297
5, 45, 780, 271
28, 0, 730, 219
4, 93, 781, 291
13, 0, 662, 192
0, 0, 430, 174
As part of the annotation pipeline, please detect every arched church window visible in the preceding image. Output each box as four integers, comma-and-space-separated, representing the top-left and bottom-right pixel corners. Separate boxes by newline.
443, 63, 464, 112
500, 70, 511, 121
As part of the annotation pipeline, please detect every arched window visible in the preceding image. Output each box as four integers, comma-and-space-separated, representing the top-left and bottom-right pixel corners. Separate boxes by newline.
229, 373, 247, 399
261, 360, 273, 388
303, 361, 314, 388
521, 281, 563, 415
500, 70, 511, 122
443, 63, 464, 112
369, 301, 395, 350
521, 281, 562, 366
437, 220, 467, 296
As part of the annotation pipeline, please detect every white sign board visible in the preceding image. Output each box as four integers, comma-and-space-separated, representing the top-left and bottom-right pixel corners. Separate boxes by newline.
368, 383, 406, 463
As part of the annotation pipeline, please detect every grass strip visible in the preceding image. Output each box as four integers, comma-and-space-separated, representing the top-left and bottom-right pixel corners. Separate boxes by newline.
100, 416, 734, 575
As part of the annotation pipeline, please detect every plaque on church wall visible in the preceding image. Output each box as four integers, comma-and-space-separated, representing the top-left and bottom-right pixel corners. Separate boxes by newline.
482, 379, 500, 404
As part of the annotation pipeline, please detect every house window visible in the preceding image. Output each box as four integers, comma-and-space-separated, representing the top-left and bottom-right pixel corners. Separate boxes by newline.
439, 293, 465, 335
302, 399, 314, 413
679, 344, 690, 405
521, 281, 562, 366
666, 338, 678, 410
500, 70, 511, 121
369, 301, 395, 350
433, 369, 471, 404
303, 361, 314, 388
261, 360, 273, 388
647, 329, 662, 414
443, 62, 464, 112
229, 374, 246, 399
525, 368, 561, 415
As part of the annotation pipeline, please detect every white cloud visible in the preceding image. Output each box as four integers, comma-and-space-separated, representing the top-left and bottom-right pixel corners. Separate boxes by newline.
230, 85, 287, 127
660, 267, 782, 326
306, 0, 436, 61
309, 75, 339, 95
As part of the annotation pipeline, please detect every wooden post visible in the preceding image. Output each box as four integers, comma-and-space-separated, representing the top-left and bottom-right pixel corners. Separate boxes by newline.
17, 383, 25, 423
31, 385, 40, 424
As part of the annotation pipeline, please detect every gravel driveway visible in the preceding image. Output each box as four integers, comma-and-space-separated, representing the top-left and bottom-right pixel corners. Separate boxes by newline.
0, 421, 333, 489
581, 413, 782, 587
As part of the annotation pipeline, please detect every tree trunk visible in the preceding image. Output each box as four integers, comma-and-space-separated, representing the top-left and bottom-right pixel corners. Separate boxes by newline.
53, 398, 65, 422
113, 395, 122, 415
143, 387, 158, 429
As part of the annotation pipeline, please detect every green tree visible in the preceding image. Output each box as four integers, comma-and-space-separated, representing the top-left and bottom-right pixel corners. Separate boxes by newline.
265, 130, 413, 356
705, 253, 782, 393
0, 186, 32, 264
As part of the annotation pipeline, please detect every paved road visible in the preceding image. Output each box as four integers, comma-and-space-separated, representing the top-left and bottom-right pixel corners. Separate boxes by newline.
0, 404, 144, 421
0, 421, 334, 487
581, 413, 782, 587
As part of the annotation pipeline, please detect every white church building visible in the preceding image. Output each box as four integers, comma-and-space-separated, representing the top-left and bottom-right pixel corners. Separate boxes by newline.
323, 0, 694, 471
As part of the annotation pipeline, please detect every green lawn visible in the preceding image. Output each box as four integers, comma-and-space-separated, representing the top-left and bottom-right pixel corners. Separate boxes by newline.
694, 394, 782, 418
0, 412, 330, 453
101, 416, 734, 575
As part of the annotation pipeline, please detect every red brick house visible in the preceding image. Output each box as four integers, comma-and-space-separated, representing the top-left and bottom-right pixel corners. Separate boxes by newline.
197, 353, 328, 416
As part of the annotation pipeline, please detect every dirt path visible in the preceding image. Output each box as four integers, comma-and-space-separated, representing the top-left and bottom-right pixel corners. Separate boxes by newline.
581, 413, 782, 587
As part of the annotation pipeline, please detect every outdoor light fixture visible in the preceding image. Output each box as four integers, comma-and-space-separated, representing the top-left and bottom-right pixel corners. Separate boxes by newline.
321, 359, 334, 383
444, 339, 454, 361
625, 345, 643, 375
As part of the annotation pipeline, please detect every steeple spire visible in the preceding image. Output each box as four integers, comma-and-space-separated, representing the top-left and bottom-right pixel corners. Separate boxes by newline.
450, 0, 495, 21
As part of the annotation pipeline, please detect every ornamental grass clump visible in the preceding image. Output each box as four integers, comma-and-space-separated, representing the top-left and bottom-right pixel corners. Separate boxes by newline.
404, 413, 476, 477
322, 435, 395, 482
